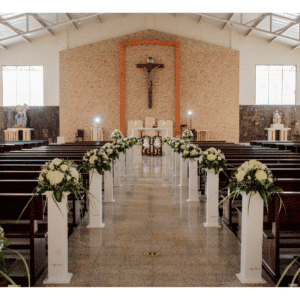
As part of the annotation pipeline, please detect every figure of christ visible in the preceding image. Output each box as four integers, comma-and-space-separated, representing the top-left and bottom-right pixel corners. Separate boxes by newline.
136, 57, 164, 108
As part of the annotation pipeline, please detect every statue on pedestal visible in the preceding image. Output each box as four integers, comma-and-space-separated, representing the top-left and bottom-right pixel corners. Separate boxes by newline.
14, 104, 28, 127
273, 110, 282, 124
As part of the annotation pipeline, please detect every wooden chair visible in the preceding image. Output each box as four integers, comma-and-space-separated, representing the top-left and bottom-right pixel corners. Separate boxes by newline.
142, 136, 152, 156
152, 135, 162, 156
75, 129, 84, 141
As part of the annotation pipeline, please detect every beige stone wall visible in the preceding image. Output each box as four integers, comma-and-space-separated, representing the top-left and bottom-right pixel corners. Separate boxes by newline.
60, 29, 239, 142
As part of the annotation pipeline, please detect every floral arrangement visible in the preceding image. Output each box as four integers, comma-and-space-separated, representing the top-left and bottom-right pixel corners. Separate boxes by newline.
181, 129, 194, 141
81, 149, 112, 175
112, 139, 127, 154
198, 147, 227, 174
0, 226, 30, 286
225, 160, 282, 209
126, 136, 138, 148
102, 142, 119, 162
163, 137, 172, 144
169, 137, 179, 149
111, 129, 123, 141
37, 158, 83, 202
173, 139, 189, 154
181, 144, 202, 161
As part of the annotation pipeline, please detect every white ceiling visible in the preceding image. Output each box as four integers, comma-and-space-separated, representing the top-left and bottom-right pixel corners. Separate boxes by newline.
1, 13, 300, 50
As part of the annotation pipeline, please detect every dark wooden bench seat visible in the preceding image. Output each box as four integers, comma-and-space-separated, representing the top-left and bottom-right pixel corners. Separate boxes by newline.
0, 193, 46, 286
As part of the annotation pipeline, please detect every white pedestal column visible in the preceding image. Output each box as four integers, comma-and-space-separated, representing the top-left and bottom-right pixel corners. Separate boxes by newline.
113, 159, 122, 187
179, 155, 188, 187
236, 192, 266, 284
171, 149, 174, 170
120, 152, 125, 178
173, 152, 177, 177
43, 191, 73, 284
187, 160, 198, 202
104, 163, 115, 202
87, 170, 105, 228
204, 169, 221, 228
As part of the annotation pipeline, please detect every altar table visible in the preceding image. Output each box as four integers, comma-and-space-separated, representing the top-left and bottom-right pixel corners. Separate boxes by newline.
132, 127, 168, 137
4, 128, 34, 141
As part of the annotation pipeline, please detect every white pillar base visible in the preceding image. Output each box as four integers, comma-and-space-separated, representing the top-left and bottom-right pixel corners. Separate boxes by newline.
204, 169, 221, 228
87, 170, 105, 228
186, 160, 198, 202
113, 159, 122, 187
236, 192, 266, 284
43, 191, 73, 284
179, 154, 188, 187
104, 165, 115, 203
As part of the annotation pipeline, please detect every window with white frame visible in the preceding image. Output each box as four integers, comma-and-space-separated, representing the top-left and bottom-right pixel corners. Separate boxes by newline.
2, 66, 44, 106
256, 65, 296, 105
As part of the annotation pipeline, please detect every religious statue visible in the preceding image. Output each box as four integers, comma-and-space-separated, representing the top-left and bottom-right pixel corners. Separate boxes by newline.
273, 110, 282, 124
136, 57, 164, 108
14, 104, 28, 127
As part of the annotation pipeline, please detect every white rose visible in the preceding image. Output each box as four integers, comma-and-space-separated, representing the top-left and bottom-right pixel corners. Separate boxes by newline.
60, 164, 68, 172
70, 167, 79, 181
66, 175, 71, 180
207, 154, 216, 161
89, 155, 98, 165
106, 149, 113, 154
191, 149, 198, 156
49, 164, 54, 170
46, 170, 64, 185
52, 158, 62, 166
236, 170, 246, 182
38, 174, 44, 182
255, 170, 268, 181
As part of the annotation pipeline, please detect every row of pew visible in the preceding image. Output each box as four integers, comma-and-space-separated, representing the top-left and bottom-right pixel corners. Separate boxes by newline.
0, 141, 108, 286
190, 140, 300, 286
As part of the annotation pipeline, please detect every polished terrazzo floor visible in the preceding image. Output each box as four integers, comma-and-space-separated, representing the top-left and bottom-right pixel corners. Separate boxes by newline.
36, 146, 274, 287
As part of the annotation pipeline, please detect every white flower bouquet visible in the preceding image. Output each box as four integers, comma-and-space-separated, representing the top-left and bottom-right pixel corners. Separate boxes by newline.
37, 158, 84, 202
199, 147, 227, 174
0, 226, 30, 286
181, 129, 194, 141
181, 144, 202, 161
226, 160, 283, 209
169, 137, 179, 149
81, 149, 112, 175
112, 139, 127, 154
102, 142, 119, 161
111, 129, 123, 141
173, 139, 189, 154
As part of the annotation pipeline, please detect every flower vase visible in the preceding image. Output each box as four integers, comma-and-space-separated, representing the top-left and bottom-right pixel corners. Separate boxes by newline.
204, 169, 221, 228
236, 192, 266, 284
179, 154, 188, 186
87, 169, 105, 228
113, 159, 122, 187
104, 162, 115, 203
187, 159, 198, 202
43, 191, 73, 284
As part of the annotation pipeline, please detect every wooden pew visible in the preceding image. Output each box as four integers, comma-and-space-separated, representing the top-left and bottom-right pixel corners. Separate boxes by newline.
0, 193, 46, 286
262, 192, 300, 284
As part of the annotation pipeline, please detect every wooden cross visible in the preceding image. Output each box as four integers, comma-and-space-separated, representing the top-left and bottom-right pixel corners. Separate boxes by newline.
136, 57, 164, 108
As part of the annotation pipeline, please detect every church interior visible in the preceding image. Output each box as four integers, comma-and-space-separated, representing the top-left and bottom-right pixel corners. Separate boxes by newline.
1, 7, 300, 295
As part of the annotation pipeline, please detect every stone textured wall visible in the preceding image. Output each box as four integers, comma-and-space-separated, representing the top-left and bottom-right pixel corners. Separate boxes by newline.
240, 105, 300, 142
0, 106, 59, 143
60, 29, 239, 142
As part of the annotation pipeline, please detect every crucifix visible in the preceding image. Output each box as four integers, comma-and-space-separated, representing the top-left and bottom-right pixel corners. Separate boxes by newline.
136, 57, 164, 108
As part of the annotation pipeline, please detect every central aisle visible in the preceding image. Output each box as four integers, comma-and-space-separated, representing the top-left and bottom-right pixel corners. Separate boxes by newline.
39, 145, 274, 287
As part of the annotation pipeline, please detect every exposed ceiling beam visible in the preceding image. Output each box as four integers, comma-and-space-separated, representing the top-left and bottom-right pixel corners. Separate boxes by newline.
196, 13, 300, 44
245, 13, 269, 37
0, 13, 102, 44
197, 15, 202, 24
0, 17, 31, 43
221, 13, 234, 30
65, 13, 79, 30
30, 13, 54, 36
270, 18, 300, 43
